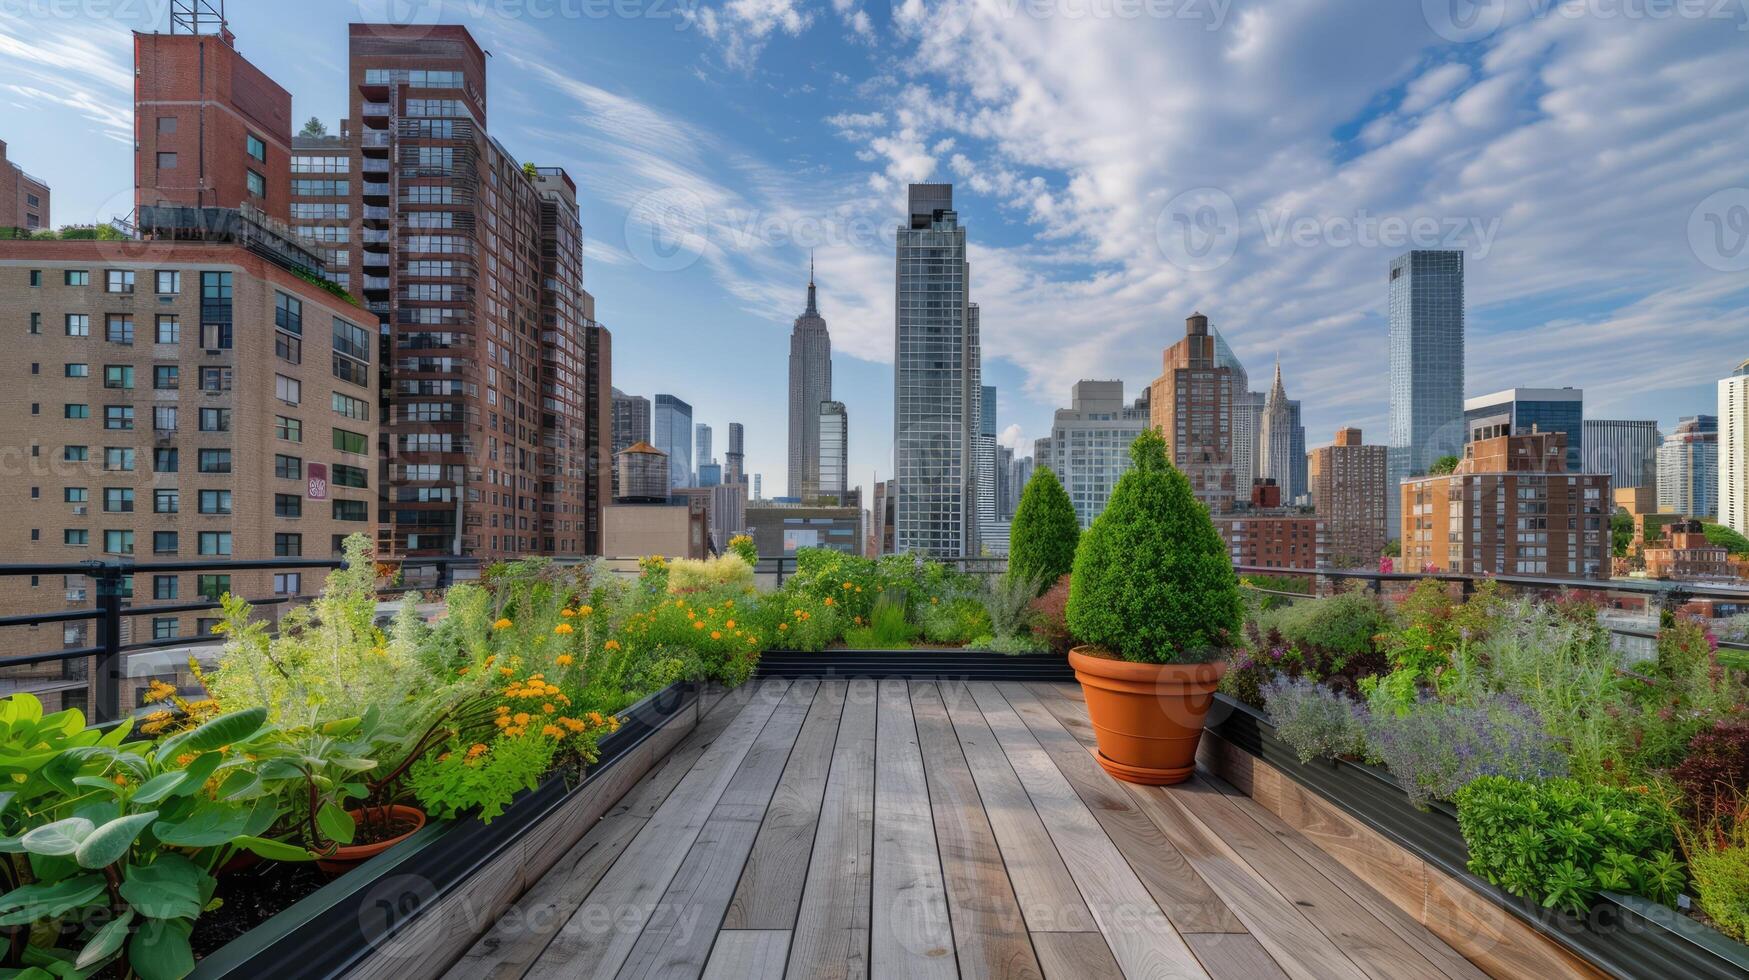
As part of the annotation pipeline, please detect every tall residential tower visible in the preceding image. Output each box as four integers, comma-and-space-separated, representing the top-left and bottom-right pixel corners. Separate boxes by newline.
1386, 249, 1465, 537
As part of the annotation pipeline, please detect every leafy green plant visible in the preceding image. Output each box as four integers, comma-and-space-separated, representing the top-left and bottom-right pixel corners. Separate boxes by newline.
1261, 677, 1367, 763
1675, 796, 1749, 941
918, 594, 989, 646
981, 571, 1043, 645
1065, 429, 1242, 663
1456, 776, 1685, 916
1009, 467, 1079, 594
666, 554, 755, 594
727, 534, 759, 568
846, 590, 917, 649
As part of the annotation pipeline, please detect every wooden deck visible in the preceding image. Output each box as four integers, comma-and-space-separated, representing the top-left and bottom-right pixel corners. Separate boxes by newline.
450, 678, 1488, 980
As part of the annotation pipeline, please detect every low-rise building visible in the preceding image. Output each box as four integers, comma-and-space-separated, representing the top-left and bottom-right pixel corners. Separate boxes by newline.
1643, 520, 1735, 581
1215, 480, 1329, 572
0, 139, 50, 233
745, 502, 863, 558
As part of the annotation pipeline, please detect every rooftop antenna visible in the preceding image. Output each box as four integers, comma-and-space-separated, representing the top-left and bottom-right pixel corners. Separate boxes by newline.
169, 0, 226, 35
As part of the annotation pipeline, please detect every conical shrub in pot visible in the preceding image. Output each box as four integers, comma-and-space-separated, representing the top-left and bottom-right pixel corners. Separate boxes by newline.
1009, 466, 1079, 595
1065, 428, 1243, 784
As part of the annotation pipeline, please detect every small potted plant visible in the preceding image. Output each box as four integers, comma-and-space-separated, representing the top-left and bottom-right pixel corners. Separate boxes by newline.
1064, 429, 1243, 785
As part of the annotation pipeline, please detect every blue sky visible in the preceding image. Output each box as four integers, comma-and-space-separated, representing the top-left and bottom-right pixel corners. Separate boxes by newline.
5, 0, 1748, 508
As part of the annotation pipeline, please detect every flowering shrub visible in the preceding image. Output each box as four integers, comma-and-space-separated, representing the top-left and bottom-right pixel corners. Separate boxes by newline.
919, 594, 991, 645
752, 588, 843, 653
1366, 693, 1568, 809
1456, 776, 1684, 916
1262, 676, 1367, 763
617, 590, 763, 686
667, 554, 755, 594
728, 534, 759, 567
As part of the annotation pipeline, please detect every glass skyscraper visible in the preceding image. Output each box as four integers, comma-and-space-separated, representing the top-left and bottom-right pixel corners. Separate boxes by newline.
818, 401, 848, 500
1387, 249, 1466, 537
894, 183, 981, 557
653, 394, 693, 492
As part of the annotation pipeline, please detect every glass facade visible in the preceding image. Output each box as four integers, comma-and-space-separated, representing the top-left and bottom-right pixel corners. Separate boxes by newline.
653, 394, 693, 492
1387, 250, 1465, 536
1463, 389, 1585, 474
817, 401, 848, 500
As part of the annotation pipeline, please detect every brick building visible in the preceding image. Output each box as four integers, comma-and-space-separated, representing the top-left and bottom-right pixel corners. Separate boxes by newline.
1308, 427, 1388, 567
1643, 520, 1735, 582
1150, 313, 1236, 514
0, 139, 50, 233
1401, 430, 1611, 580
1216, 480, 1329, 572
0, 239, 378, 707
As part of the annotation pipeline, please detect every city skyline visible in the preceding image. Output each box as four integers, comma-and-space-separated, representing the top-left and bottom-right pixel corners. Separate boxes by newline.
7, 4, 1744, 512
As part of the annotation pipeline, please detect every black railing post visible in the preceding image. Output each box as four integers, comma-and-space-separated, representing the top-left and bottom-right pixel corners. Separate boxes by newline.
92, 562, 126, 724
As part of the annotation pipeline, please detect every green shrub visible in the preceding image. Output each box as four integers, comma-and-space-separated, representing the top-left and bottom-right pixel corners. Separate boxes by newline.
967, 633, 1052, 655
846, 591, 917, 649
667, 554, 755, 594
1010, 466, 1079, 593
1687, 842, 1749, 941
1265, 590, 1392, 665
981, 570, 1042, 644
1065, 429, 1242, 663
1455, 776, 1685, 915
918, 594, 989, 645
727, 534, 759, 567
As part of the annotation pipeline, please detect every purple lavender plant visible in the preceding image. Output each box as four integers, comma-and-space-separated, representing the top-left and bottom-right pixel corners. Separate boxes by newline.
1262, 676, 1368, 764
1367, 692, 1567, 809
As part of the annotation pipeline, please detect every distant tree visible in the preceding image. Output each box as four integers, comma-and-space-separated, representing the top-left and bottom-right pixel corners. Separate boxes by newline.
1383, 539, 1401, 557
1429, 455, 1460, 475
1703, 522, 1749, 558
299, 117, 328, 138
1009, 466, 1079, 594
1611, 507, 1634, 558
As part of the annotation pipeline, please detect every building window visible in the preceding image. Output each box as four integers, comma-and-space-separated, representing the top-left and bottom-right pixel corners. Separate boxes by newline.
246, 170, 266, 198
63, 446, 88, 462
246, 133, 266, 162
153, 366, 179, 390
274, 493, 302, 518
197, 449, 231, 473
197, 575, 229, 600
29, 312, 40, 334
276, 331, 301, 363
106, 316, 133, 345
332, 463, 368, 489
102, 488, 133, 513
63, 404, 89, 419
153, 405, 177, 432
105, 270, 135, 294
103, 365, 133, 389
274, 533, 302, 557
29, 270, 41, 286
64, 529, 88, 547
152, 575, 178, 600
64, 271, 89, 286
65, 363, 88, 378
156, 270, 180, 294
63, 488, 87, 503
332, 499, 368, 522
332, 392, 370, 421
199, 407, 231, 432
274, 454, 302, 479
103, 406, 133, 430
198, 490, 232, 515
156, 315, 180, 344
154, 531, 178, 555
273, 573, 301, 595
198, 532, 231, 557
153, 448, 178, 473
199, 322, 231, 350
275, 416, 302, 442
154, 489, 178, 514
65, 314, 89, 337
157, 116, 175, 134
275, 375, 301, 405
199, 367, 232, 392
103, 448, 134, 471
156, 152, 177, 169
332, 318, 371, 387
152, 618, 179, 641
275, 292, 302, 334
103, 530, 134, 555
333, 428, 368, 455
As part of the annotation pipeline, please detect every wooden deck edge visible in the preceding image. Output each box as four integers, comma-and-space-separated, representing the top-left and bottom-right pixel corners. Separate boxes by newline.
1196, 731, 1607, 980
342, 696, 701, 980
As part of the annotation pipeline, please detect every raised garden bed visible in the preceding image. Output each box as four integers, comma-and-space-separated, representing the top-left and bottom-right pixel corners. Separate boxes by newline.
757, 648, 1075, 680
188, 681, 699, 980
1205, 695, 1749, 980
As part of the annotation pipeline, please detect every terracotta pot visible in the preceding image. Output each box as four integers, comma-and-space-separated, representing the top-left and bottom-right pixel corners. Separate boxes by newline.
1068, 647, 1225, 785
315, 805, 427, 875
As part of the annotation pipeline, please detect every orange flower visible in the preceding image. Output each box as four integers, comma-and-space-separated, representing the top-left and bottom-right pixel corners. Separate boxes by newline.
725, 619, 736, 629
693, 620, 705, 630
543, 703, 556, 714
466, 743, 489, 759
542, 724, 563, 738
556, 654, 574, 666
579, 605, 594, 617
561, 608, 577, 617
604, 639, 621, 650
554, 622, 574, 635
778, 622, 789, 631
493, 618, 513, 629
842, 581, 853, 589
514, 712, 531, 726
710, 631, 723, 640
500, 666, 515, 676
823, 597, 835, 606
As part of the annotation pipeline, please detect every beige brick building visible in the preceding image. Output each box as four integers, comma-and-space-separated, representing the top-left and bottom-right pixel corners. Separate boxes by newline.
1308, 427, 1388, 567
0, 237, 377, 713
0, 139, 50, 233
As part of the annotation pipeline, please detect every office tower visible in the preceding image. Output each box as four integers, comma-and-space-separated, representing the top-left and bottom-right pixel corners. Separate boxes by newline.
1723, 359, 1749, 535
1658, 415, 1719, 518
788, 259, 832, 498
1402, 431, 1610, 580
725, 422, 745, 485
653, 395, 693, 492
697, 463, 722, 488
1584, 419, 1659, 492
1007, 454, 1034, 518
1210, 327, 1258, 491
1037, 381, 1151, 527
0, 240, 378, 680
975, 384, 1000, 543
695, 423, 712, 486
1259, 360, 1296, 495
581, 299, 612, 555
1308, 428, 1389, 566
1387, 249, 1465, 538
818, 401, 848, 500
529, 169, 601, 556
894, 183, 981, 557
994, 444, 1014, 519
1465, 388, 1584, 474
872, 479, 896, 555
0, 140, 50, 233
134, 28, 290, 220
1149, 313, 1236, 514
612, 390, 651, 452
614, 442, 668, 502
753, 473, 762, 501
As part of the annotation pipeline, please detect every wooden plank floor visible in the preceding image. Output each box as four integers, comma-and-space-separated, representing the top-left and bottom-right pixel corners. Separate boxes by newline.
461, 677, 1483, 980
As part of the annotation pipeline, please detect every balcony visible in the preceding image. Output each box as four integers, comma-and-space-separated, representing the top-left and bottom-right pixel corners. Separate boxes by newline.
361, 101, 391, 117
362, 158, 391, 174
360, 130, 391, 149
361, 204, 392, 223
361, 181, 391, 199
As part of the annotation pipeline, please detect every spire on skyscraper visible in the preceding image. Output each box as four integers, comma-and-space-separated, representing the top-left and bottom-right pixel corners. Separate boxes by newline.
804, 250, 818, 316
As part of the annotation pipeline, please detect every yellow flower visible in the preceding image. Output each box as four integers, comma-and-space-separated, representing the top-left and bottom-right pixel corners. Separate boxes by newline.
495, 715, 512, 728
543, 703, 556, 714
554, 623, 574, 635
604, 640, 621, 650
794, 609, 804, 618
823, 597, 835, 606
500, 666, 515, 676
578, 605, 593, 617
778, 622, 789, 631
496, 705, 510, 714
561, 608, 576, 617
556, 654, 574, 666
855, 586, 862, 593
542, 724, 563, 738
587, 711, 604, 725
842, 581, 853, 589
494, 618, 513, 630
931, 596, 939, 604
514, 712, 531, 726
